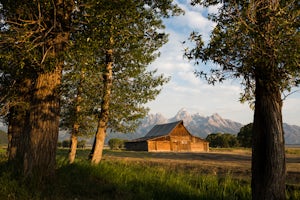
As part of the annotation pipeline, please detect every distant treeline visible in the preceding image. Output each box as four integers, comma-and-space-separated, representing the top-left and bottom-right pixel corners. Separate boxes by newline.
206, 124, 252, 148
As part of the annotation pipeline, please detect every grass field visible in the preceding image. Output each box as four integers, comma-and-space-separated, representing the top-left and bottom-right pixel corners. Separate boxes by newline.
0, 147, 299, 199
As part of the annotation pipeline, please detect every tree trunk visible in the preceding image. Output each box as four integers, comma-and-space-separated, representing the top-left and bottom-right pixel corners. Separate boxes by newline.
252, 80, 286, 199
7, 107, 28, 163
22, 0, 74, 179
23, 65, 62, 179
7, 78, 31, 169
68, 70, 84, 164
68, 132, 78, 164
90, 50, 113, 165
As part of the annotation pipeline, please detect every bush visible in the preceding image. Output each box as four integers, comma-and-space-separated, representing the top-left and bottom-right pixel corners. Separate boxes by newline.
57, 141, 62, 148
237, 123, 253, 148
77, 140, 86, 149
206, 133, 239, 148
62, 140, 71, 148
108, 138, 126, 150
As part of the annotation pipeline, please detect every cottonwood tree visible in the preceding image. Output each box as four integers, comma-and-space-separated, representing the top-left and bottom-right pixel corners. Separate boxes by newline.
60, 67, 97, 164
0, 7, 34, 165
1, 0, 74, 179
0, 48, 32, 165
60, 0, 180, 164
187, 0, 299, 199
85, 0, 182, 164
60, 18, 98, 163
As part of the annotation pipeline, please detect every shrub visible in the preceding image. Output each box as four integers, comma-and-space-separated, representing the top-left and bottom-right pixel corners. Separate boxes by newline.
206, 133, 239, 148
62, 140, 71, 148
77, 140, 86, 149
108, 138, 126, 150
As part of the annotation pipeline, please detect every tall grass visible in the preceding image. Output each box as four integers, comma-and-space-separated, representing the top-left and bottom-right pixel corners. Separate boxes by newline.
0, 149, 299, 199
52, 160, 251, 200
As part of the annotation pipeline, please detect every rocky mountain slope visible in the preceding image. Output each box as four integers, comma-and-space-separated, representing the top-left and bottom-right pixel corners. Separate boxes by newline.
0, 108, 299, 144
107, 108, 300, 144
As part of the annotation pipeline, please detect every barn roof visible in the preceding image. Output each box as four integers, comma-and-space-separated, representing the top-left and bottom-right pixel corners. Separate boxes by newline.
127, 120, 208, 143
144, 120, 183, 139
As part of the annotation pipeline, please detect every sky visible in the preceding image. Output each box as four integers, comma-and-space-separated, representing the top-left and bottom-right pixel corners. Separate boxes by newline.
146, 0, 300, 126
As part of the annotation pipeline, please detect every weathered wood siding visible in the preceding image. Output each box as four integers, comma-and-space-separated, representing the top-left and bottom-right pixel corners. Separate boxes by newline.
125, 121, 209, 152
148, 136, 171, 152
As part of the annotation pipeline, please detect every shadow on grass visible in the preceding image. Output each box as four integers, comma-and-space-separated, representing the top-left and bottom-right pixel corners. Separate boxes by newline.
0, 150, 298, 200
48, 160, 252, 200
0, 158, 251, 200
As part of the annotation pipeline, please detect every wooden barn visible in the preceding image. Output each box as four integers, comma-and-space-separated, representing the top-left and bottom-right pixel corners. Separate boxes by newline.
125, 120, 209, 152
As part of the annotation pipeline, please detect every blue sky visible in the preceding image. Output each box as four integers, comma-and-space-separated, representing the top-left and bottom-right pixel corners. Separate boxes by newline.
146, 0, 300, 126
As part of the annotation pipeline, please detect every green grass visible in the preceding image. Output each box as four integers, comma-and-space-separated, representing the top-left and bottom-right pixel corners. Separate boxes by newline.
0, 149, 299, 200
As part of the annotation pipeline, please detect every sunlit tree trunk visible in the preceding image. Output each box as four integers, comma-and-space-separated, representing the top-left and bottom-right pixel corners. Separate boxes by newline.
68, 70, 84, 164
252, 78, 286, 199
68, 130, 78, 164
90, 49, 113, 164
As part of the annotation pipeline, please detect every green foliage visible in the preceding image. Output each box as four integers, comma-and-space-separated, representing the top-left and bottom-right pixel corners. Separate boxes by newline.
77, 140, 86, 149
187, 0, 300, 103
60, 0, 180, 136
108, 138, 126, 150
57, 141, 62, 148
237, 123, 253, 148
206, 133, 239, 148
188, 1, 299, 198
62, 140, 71, 148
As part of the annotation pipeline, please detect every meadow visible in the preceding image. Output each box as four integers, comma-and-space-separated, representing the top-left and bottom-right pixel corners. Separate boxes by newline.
0, 147, 299, 200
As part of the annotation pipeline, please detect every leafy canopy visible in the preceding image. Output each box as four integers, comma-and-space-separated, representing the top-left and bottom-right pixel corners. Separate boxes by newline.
60, 0, 182, 134
187, 0, 300, 102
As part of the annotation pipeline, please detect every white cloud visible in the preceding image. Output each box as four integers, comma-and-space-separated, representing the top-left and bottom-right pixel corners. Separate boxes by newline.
146, 1, 300, 126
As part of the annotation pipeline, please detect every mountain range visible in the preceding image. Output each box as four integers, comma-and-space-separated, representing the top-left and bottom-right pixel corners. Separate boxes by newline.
107, 108, 300, 144
0, 108, 299, 144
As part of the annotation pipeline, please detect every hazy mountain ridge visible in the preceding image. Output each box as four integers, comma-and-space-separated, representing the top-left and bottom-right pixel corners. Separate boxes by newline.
132, 109, 243, 139
107, 108, 300, 144
0, 109, 299, 144
283, 123, 300, 144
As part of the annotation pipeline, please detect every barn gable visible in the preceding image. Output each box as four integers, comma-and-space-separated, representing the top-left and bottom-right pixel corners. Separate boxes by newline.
144, 120, 186, 140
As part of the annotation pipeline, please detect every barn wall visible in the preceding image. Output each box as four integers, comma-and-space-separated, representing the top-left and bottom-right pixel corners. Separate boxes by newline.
148, 134, 209, 152
148, 140, 171, 152
125, 141, 148, 151
190, 136, 209, 152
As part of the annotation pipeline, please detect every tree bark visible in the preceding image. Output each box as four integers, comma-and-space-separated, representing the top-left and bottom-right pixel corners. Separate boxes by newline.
23, 65, 62, 179
22, 0, 74, 179
7, 78, 31, 169
68, 131, 78, 164
251, 1, 286, 199
7, 107, 28, 164
90, 50, 113, 165
252, 80, 286, 200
